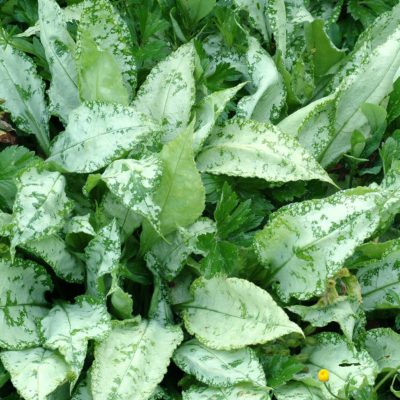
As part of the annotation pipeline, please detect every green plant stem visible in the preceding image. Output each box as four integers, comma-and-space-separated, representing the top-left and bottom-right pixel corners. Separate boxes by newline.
374, 370, 397, 393
323, 383, 346, 400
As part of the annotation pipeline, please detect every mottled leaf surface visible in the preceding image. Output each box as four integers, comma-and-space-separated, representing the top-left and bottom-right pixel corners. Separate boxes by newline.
183, 385, 271, 400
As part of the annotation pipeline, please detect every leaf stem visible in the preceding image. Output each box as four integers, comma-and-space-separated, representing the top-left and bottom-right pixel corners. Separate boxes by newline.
374, 370, 397, 393
323, 383, 346, 400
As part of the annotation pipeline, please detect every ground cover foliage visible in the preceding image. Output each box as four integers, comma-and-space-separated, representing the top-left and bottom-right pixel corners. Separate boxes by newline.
1, 0, 400, 399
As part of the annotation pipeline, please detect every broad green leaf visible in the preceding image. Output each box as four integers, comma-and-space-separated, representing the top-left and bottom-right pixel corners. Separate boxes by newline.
254, 187, 399, 301
173, 339, 266, 387
11, 167, 72, 254
182, 276, 302, 350
180, 0, 216, 24
301, 333, 377, 398
0, 348, 71, 400
260, 355, 304, 388
146, 218, 216, 280
357, 239, 400, 310
196, 118, 333, 185
0, 45, 50, 153
102, 156, 163, 231
110, 286, 133, 320
133, 42, 195, 141
38, 0, 80, 123
233, 0, 268, 40
48, 102, 160, 173
39, 297, 111, 378
0, 258, 52, 349
193, 83, 245, 153
288, 298, 359, 341
78, 0, 136, 95
388, 77, 400, 123
365, 328, 400, 372
183, 385, 271, 400
22, 235, 85, 283
85, 220, 121, 297
274, 382, 324, 400
91, 319, 183, 400
237, 37, 285, 123
0, 146, 37, 211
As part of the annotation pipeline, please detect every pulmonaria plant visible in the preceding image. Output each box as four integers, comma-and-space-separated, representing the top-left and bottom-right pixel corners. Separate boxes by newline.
1, 0, 400, 399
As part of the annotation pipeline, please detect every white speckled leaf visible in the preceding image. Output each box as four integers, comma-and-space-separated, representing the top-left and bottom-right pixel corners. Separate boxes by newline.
193, 83, 245, 153
91, 319, 183, 400
39, 296, 111, 379
274, 382, 324, 400
11, 167, 72, 254
237, 37, 285, 123
254, 187, 396, 301
65, 214, 95, 237
196, 118, 333, 184
301, 333, 377, 398
78, 0, 136, 94
0, 258, 52, 349
102, 156, 162, 232
146, 218, 216, 280
133, 42, 195, 141
365, 328, 400, 372
183, 385, 271, 400
85, 220, 121, 297
48, 102, 160, 173
182, 277, 302, 350
0, 45, 50, 154
232, 0, 268, 40
72, 380, 92, 400
265, 0, 287, 59
357, 239, 400, 311
173, 339, 266, 387
38, 0, 79, 123
288, 298, 359, 341
22, 235, 84, 283
0, 348, 71, 400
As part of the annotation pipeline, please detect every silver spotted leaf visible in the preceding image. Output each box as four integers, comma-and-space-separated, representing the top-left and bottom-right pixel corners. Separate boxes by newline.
274, 382, 324, 400
182, 276, 302, 350
183, 385, 271, 400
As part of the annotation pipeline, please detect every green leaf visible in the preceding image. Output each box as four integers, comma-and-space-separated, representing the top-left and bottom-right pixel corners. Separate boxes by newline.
387, 77, 400, 123
274, 382, 324, 400
182, 385, 271, 400
0, 146, 37, 211
11, 167, 72, 254
182, 276, 302, 350
196, 118, 334, 185
39, 296, 111, 379
0, 348, 71, 400
0, 258, 52, 349
179, 0, 216, 24
265, 0, 287, 59
357, 239, 400, 310
173, 339, 266, 387
133, 42, 195, 142
365, 328, 400, 372
72, 380, 92, 400
288, 298, 360, 341
102, 156, 163, 232
91, 319, 183, 400
110, 286, 133, 320
0, 45, 50, 153
48, 102, 160, 173
260, 355, 304, 388
254, 187, 398, 301
232, 0, 268, 40
360, 103, 387, 157
38, 0, 80, 123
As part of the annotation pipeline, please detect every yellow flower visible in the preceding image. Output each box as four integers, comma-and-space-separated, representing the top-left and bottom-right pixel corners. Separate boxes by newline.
318, 369, 329, 382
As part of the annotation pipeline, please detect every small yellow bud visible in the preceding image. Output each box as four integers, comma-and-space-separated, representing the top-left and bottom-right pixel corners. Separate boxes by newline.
318, 369, 329, 382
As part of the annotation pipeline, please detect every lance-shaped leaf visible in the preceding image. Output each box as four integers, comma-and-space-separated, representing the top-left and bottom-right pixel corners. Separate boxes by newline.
274, 382, 324, 400
78, 0, 136, 93
301, 333, 377, 398
0, 45, 50, 154
254, 187, 398, 301
91, 319, 183, 400
365, 328, 400, 372
183, 385, 271, 400
85, 220, 121, 297
196, 118, 333, 185
356, 239, 400, 311
38, 0, 80, 123
102, 156, 162, 232
0, 348, 71, 400
0, 258, 52, 349
11, 167, 72, 253
39, 297, 111, 378
133, 42, 195, 141
237, 37, 285, 123
265, 0, 287, 59
173, 339, 266, 387
48, 102, 160, 173
146, 218, 216, 280
22, 235, 84, 283
193, 83, 245, 153
182, 277, 302, 350
288, 298, 360, 341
